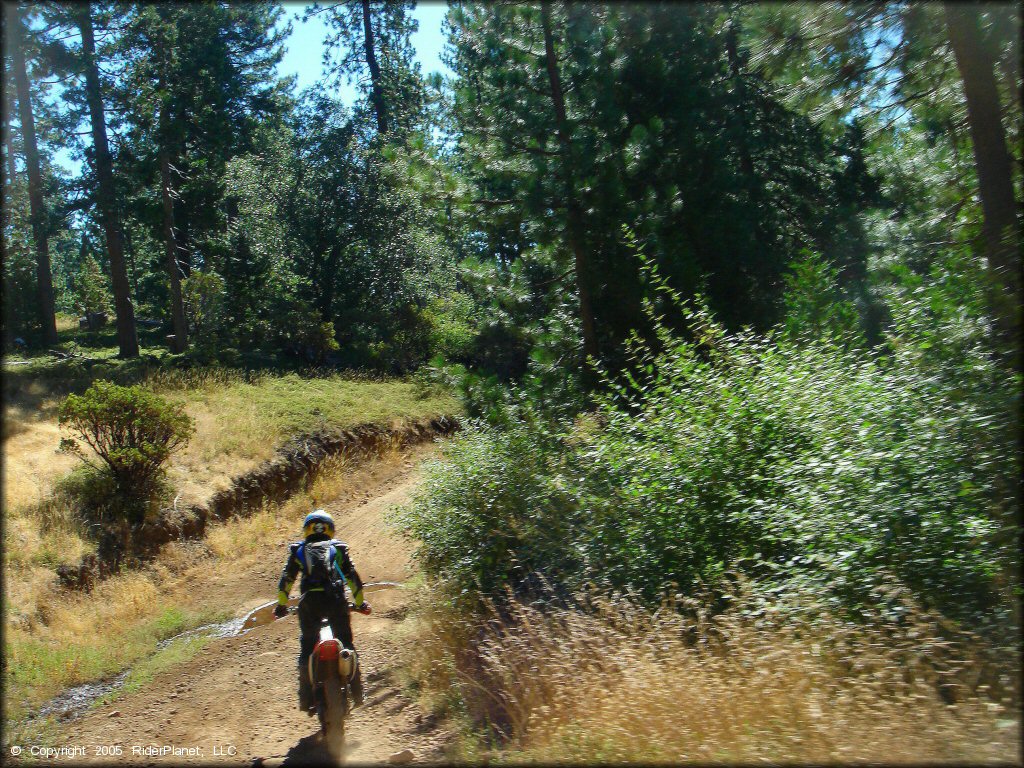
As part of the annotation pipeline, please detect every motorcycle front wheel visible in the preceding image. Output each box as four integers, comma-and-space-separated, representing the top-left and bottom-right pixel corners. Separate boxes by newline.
320, 676, 347, 757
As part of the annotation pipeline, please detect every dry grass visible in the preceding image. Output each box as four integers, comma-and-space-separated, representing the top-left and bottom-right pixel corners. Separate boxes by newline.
2, 447, 403, 723
3, 366, 459, 514
2, 411, 78, 514
205, 453, 355, 563
2, 345, 459, 730
2, 359, 456, 730
3, 571, 217, 722
403, 588, 1021, 765
54, 312, 79, 333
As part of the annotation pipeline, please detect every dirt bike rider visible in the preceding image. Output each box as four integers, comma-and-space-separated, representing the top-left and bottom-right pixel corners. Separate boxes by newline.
275, 510, 368, 712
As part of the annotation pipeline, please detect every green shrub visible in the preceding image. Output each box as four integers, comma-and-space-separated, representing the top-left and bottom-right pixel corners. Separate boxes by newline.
58, 382, 194, 520
400, 264, 1019, 630
53, 465, 119, 522
782, 249, 860, 343
399, 402, 582, 596
182, 269, 226, 338
424, 293, 478, 360
268, 299, 341, 364
583, 304, 1015, 625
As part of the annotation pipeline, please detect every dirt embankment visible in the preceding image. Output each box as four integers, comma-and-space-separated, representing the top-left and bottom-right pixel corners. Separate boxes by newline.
57, 416, 459, 592
52, 443, 454, 766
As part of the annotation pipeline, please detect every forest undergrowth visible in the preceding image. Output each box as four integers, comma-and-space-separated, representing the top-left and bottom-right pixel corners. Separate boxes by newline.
397, 257, 1021, 763
402, 587, 1019, 764
4, 1, 1021, 761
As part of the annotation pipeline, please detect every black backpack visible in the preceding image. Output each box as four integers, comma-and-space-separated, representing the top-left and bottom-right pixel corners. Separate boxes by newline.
302, 540, 343, 595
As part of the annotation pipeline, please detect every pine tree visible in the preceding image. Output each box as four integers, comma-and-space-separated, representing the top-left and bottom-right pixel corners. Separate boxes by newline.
67, 2, 139, 357
315, 0, 425, 141
75, 251, 112, 325
448, 3, 876, 377
745, 2, 1020, 344
9, 5, 58, 345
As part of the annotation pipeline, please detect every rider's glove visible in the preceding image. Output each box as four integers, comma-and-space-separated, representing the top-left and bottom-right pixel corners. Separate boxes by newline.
273, 604, 289, 618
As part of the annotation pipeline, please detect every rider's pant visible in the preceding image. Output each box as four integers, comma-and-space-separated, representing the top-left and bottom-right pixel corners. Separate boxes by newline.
296, 589, 364, 707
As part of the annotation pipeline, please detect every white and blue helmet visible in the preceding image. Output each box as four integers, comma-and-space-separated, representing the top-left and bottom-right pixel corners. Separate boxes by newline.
302, 509, 335, 538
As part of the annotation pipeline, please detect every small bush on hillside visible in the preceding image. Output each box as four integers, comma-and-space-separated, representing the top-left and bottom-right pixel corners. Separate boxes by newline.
58, 381, 193, 521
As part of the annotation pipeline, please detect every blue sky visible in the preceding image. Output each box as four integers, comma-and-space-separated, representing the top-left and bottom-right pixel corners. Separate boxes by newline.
279, 1, 452, 102
52, 2, 452, 174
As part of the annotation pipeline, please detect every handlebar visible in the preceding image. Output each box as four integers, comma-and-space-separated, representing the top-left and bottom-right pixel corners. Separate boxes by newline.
274, 601, 371, 618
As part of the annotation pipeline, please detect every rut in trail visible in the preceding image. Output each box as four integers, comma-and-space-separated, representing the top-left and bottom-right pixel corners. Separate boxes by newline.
59, 444, 453, 765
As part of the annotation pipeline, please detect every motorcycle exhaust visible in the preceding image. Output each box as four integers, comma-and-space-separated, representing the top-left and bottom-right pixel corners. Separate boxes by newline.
338, 647, 358, 680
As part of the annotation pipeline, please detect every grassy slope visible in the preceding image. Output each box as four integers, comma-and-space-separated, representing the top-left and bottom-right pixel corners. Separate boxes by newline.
164, 372, 460, 503
2, 328, 461, 731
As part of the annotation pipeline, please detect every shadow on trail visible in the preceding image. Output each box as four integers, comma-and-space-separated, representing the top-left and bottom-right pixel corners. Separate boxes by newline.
266, 730, 368, 766
280, 733, 332, 765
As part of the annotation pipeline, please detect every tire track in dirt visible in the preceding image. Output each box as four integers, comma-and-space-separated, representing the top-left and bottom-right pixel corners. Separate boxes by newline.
60, 445, 453, 766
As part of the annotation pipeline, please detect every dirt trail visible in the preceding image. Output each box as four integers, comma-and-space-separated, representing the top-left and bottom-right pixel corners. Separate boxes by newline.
60, 446, 452, 766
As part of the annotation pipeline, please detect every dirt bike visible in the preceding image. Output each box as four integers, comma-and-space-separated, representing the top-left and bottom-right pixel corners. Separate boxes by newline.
308, 601, 371, 756
266, 598, 371, 757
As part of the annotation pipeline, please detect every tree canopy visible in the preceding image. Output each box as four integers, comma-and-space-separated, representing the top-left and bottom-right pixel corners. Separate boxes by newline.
4, 1, 1017, 374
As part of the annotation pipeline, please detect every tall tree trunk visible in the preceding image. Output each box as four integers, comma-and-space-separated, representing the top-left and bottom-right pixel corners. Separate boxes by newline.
361, 0, 389, 135
3, 49, 18, 257
944, 3, 1020, 342
725, 17, 756, 183
2, 48, 9, 201
160, 144, 188, 352
123, 226, 140, 298
76, 4, 138, 358
11, 8, 59, 345
178, 213, 193, 277
3, 66, 18, 194
3, 128, 16, 198
3, 131, 17, 215
158, 70, 188, 353
540, 1, 599, 368
725, 14, 767, 277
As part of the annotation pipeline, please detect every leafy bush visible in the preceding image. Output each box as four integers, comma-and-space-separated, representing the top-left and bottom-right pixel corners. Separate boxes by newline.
424, 293, 478, 361
401, 265, 1019, 629
400, 399, 584, 596
58, 382, 194, 520
585, 308, 1015, 625
277, 300, 340, 364
182, 270, 226, 339
782, 250, 861, 342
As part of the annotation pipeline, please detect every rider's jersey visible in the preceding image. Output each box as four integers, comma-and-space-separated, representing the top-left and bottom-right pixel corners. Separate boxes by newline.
277, 535, 364, 607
